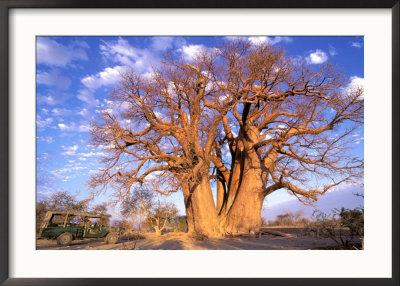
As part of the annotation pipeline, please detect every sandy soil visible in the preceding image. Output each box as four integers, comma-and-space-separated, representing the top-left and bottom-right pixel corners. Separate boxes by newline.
36, 228, 361, 250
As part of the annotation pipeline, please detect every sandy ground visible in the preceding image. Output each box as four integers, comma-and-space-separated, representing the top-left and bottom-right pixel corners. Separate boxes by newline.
36, 228, 361, 250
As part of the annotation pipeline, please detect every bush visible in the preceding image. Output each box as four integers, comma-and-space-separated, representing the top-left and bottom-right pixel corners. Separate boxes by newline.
174, 216, 188, 232
305, 207, 364, 248
339, 207, 364, 237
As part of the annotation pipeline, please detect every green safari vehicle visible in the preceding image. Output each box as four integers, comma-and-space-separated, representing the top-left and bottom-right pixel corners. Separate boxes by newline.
39, 211, 119, 246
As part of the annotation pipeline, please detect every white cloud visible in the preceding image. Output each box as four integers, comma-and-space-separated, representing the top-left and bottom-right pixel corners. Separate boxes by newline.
100, 37, 154, 73
224, 36, 241, 41
79, 151, 105, 157
37, 94, 57, 106
58, 122, 91, 133
248, 36, 292, 46
328, 45, 338, 56
37, 136, 54, 143
61, 145, 105, 158
101, 37, 135, 58
101, 108, 113, 114
52, 108, 71, 117
348, 76, 364, 89
37, 69, 71, 90
89, 169, 99, 175
37, 92, 71, 106
77, 89, 98, 107
270, 36, 293, 45
78, 124, 91, 132
351, 42, 362, 48
37, 37, 89, 67
61, 145, 79, 156
306, 49, 328, 64
179, 44, 205, 61
78, 108, 91, 119
151, 37, 174, 52
104, 143, 116, 150
277, 124, 288, 132
248, 37, 269, 45
37, 115, 53, 130
81, 66, 125, 90
78, 65, 126, 108
58, 123, 69, 131
346, 76, 364, 98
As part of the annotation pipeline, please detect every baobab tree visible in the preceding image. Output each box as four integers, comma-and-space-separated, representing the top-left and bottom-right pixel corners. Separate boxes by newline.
89, 39, 363, 236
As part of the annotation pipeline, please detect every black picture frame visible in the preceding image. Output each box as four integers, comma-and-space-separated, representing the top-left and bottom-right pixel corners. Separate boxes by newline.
0, 1, 398, 286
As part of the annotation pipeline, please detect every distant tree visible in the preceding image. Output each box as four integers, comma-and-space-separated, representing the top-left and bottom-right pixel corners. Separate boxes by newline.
44, 191, 91, 212
260, 217, 267, 227
120, 188, 153, 232
91, 202, 111, 225
147, 201, 179, 235
267, 210, 308, 226
121, 188, 179, 235
90, 39, 363, 236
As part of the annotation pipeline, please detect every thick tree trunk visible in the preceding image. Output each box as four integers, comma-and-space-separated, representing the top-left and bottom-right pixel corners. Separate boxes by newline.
182, 135, 267, 236
222, 129, 266, 234
223, 169, 265, 234
182, 176, 219, 236
225, 138, 244, 212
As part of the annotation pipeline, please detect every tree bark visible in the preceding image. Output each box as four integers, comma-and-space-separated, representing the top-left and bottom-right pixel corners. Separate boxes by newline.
222, 124, 266, 234
182, 176, 219, 236
154, 227, 162, 236
223, 168, 265, 234
182, 184, 195, 233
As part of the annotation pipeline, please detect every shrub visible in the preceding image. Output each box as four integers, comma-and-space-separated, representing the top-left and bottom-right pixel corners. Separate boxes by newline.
306, 207, 364, 248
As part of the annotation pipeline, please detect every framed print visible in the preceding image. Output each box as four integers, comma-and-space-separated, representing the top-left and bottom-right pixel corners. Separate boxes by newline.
0, 1, 399, 286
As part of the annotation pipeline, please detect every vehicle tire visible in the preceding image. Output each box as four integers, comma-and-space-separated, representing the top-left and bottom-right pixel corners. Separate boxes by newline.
57, 232, 72, 246
105, 232, 119, 244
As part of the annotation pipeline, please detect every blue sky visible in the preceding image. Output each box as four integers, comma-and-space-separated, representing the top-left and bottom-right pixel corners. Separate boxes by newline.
36, 36, 364, 220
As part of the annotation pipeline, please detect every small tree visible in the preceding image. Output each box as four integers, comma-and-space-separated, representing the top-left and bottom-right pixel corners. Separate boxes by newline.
44, 191, 91, 212
91, 202, 111, 225
121, 188, 152, 232
146, 201, 179, 235
121, 188, 179, 235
